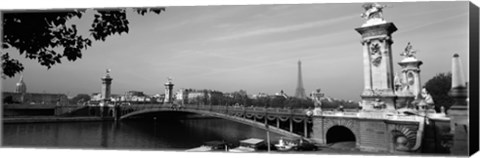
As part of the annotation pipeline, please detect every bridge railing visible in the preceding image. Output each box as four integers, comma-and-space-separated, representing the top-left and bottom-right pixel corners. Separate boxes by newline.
343, 111, 358, 116
291, 109, 306, 115
253, 107, 266, 113
122, 104, 335, 117
277, 108, 289, 114
211, 105, 224, 112
244, 106, 254, 112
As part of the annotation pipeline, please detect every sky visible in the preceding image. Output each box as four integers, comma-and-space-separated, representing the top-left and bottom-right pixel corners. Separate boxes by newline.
1, 1, 470, 101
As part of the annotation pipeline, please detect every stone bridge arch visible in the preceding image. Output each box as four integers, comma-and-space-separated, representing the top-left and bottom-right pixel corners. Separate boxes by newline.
323, 118, 359, 146
119, 108, 304, 139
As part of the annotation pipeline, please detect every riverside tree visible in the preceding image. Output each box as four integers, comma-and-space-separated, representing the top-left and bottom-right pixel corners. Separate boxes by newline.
424, 72, 454, 112
1, 8, 165, 78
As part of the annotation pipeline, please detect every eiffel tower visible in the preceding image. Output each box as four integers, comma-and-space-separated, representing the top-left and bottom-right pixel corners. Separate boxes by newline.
295, 60, 307, 99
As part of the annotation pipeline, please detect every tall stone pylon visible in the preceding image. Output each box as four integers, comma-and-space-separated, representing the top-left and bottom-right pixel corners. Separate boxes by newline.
396, 42, 422, 110
101, 69, 113, 103
295, 60, 307, 99
164, 77, 174, 103
447, 54, 468, 156
397, 42, 423, 98
355, 3, 397, 111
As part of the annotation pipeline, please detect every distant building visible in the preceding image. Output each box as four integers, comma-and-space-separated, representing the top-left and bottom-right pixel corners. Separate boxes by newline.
251, 92, 269, 99
186, 89, 209, 104
175, 89, 225, 104
126, 91, 145, 97
175, 89, 185, 101
15, 75, 27, 93
122, 90, 155, 103
2, 76, 68, 105
274, 90, 289, 99
153, 93, 165, 103
90, 93, 103, 101
251, 90, 288, 99
110, 94, 122, 102
3, 92, 69, 105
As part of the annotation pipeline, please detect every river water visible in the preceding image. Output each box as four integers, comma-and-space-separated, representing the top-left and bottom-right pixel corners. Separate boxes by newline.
3, 117, 284, 150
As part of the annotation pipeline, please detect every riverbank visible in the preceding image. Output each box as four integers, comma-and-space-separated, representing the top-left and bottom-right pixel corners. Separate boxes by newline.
2, 116, 113, 124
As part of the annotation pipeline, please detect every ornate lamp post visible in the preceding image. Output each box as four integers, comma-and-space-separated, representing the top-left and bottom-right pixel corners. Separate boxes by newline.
265, 122, 271, 152
305, 108, 314, 138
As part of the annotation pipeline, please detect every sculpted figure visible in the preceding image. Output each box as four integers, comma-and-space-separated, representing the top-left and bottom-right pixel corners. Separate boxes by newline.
311, 89, 324, 115
421, 88, 433, 103
312, 89, 323, 107
401, 42, 417, 58
361, 3, 386, 20
394, 72, 403, 92
373, 98, 386, 109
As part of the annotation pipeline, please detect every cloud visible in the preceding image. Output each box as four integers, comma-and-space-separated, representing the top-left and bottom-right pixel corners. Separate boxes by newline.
154, 6, 256, 32
211, 14, 358, 41
399, 12, 468, 34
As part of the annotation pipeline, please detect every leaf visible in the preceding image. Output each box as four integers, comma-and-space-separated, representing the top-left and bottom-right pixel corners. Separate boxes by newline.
1, 53, 25, 78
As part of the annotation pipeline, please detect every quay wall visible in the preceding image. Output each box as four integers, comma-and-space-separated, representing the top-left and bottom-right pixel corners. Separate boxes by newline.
3, 116, 113, 124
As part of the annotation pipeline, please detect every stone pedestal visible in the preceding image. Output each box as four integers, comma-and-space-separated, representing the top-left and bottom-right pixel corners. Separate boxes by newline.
448, 110, 468, 155
448, 87, 469, 156
398, 58, 423, 99
447, 54, 469, 156
356, 22, 398, 112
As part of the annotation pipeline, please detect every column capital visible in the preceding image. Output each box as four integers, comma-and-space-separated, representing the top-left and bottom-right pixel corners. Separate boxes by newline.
355, 22, 398, 38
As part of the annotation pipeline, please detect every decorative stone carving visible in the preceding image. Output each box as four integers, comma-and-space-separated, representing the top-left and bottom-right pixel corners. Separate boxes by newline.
370, 43, 382, 66
394, 72, 403, 92
373, 98, 386, 109
368, 89, 395, 96
391, 125, 418, 151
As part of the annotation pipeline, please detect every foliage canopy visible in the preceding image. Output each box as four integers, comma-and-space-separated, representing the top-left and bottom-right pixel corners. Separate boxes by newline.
1, 8, 165, 78
424, 72, 454, 112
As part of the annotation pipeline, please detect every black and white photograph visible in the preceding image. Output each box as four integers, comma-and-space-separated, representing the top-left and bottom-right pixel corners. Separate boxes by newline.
1, 0, 478, 157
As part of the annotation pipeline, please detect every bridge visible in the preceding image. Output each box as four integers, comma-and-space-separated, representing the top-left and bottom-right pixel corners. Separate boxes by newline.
69, 103, 450, 153
116, 104, 312, 139
6, 99, 450, 153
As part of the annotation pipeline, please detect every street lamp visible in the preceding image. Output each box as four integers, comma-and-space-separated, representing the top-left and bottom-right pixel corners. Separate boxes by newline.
265, 121, 271, 152
304, 108, 314, 139
306, 109, 313, 117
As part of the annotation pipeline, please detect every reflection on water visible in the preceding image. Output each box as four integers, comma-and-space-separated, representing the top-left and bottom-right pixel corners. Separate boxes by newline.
3, 118, 283, 150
